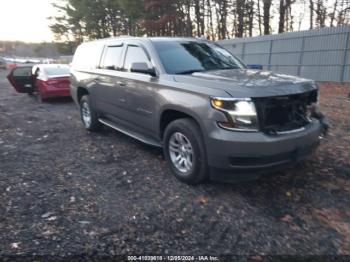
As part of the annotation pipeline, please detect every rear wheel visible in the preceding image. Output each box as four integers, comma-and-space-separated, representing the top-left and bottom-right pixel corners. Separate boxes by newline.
163, 118, 208, 184
80, 95, 102, 131
36, 91, 46, 103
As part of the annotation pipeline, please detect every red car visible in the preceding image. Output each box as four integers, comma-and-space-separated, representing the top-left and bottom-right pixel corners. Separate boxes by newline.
7, 64, 70, 102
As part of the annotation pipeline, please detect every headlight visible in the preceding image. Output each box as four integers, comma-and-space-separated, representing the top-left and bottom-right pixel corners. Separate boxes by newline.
211, 97, 258, 131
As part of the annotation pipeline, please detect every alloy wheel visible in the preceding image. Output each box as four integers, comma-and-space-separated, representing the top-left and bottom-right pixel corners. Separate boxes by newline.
81, 102, 92, 128
168, 132, 194, 173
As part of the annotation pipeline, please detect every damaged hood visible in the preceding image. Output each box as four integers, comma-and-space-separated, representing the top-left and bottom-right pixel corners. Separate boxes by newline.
173, 69, 317, 98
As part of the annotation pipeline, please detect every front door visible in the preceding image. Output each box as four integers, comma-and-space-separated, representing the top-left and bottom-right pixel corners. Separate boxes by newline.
120, 44, 158, 137
7, 66, 35, 93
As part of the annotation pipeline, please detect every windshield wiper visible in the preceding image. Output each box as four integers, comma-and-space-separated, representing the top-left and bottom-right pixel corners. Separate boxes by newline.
175, 69, 205, 75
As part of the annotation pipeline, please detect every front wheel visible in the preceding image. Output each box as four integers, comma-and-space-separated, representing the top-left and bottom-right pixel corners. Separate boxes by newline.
163, 118, 208, 184
80, 95, 102, 131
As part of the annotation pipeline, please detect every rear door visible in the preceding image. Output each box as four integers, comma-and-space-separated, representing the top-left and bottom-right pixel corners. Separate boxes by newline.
93, 44, 127, 119
7, 66, 35, 93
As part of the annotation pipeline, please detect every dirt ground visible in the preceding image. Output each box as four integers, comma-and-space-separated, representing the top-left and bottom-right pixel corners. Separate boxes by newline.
0, 69, 349, 258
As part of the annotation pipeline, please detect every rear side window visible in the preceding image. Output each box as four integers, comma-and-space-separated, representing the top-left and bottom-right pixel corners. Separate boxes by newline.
123, 46, 150, 71
44, 66, 70, 76
72, 43, 103, 70
100, 46, 123, 69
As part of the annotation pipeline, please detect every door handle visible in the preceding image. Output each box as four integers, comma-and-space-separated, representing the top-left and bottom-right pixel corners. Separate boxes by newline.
117, 81, 127, 87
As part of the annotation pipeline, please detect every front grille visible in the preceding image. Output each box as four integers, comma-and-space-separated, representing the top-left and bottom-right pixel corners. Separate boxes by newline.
254, 90, 318, 135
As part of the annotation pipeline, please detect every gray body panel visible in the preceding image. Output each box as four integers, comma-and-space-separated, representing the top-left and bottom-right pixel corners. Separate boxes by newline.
174, 69, 316, 98
70, 37, 323, 181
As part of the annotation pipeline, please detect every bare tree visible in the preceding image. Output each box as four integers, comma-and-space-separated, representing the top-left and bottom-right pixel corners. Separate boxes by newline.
309, 0, 314, 29
315, 0, 327, 27
194, 0, 205, 36
205, 0, 215, 39
246, 0, 255, 37
263, 0, 272, 35
257, 0, 263, 35
51, 0, 349, 42
329, 0, 339, 26
236, 0, 245, 37
215, 0, 229, 39
337, 0, 350, 25
279, 0, 295, 33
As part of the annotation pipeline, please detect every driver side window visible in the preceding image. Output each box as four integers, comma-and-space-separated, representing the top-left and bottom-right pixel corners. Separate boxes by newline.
123, 46, 151, 71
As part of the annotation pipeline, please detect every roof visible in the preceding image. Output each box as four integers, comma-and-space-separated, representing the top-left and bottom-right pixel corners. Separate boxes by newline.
81, 36, 209, 45
35, 64, 69, 68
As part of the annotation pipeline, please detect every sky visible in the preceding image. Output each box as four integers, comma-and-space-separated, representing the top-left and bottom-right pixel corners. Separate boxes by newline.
0, 0, 56, 42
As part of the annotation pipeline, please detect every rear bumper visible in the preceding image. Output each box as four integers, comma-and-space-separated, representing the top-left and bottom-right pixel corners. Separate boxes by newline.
205, 119, 323, 182
40, 87, 71, 99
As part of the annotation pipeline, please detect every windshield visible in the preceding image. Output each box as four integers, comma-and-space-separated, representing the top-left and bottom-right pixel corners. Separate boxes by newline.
44, 66, 70, 76
152, 40, 245, 74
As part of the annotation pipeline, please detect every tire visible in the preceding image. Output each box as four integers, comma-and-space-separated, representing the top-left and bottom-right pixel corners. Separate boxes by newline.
79, 95, 102, 131
163, 118, 208, 184
37, 92, 46, 103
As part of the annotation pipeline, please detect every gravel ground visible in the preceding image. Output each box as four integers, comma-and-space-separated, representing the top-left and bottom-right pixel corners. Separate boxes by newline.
0, 69, 349, 258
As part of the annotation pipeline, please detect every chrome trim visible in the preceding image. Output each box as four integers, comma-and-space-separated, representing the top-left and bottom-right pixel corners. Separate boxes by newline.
211, 96, 252, 102
275, 127, 305, 135
217, 122, 258, 132
98, 118, 161, 147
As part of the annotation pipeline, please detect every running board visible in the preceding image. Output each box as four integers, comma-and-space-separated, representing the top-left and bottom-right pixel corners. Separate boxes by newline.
98, 118, 161, 147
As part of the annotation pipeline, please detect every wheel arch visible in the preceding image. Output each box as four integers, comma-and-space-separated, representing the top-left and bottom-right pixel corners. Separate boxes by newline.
159, 107, 204, 141
77, 87, 89, 103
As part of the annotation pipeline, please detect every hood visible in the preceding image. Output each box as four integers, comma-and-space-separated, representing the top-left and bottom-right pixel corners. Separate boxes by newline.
173, 69, 317, 98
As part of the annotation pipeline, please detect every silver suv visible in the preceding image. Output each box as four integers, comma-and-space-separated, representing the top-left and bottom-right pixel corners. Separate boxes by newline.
70, 37, 328, 184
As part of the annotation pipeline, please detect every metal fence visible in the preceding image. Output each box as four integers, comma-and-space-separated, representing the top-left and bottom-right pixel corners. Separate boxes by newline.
217, 26, 350, 82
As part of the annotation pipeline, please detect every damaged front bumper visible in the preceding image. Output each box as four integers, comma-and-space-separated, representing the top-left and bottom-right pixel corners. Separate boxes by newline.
312, 110, 329, 137
206, 117, 328, 182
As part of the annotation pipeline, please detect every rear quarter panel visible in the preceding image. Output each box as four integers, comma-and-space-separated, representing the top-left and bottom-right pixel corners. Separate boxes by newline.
70, 69, 97, 105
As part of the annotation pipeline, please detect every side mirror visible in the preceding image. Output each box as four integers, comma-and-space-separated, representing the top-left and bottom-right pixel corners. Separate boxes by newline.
130, 62, 156, 76
247, 64, 263, 70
